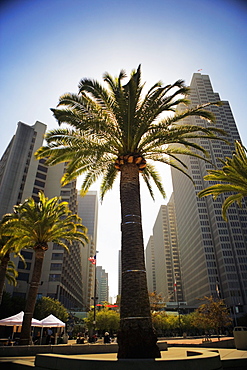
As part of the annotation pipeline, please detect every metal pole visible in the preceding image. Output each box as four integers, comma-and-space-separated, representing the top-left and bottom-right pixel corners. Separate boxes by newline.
92, 252, 98, 338
175, 275, 181, 336
93, 259, 97, 331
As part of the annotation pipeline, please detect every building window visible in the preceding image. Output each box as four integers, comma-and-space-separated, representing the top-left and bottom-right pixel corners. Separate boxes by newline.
21, 251, 33, 260
52, 253, 63, 260
17, 272, 29, 282
49, 274, 61, 282
50, 263, 62, 270
37, 164, 48, 173
53, 244, 64, 250
18, 261, 31, 270
36, 172, 47, 180
34, 179, 45, 188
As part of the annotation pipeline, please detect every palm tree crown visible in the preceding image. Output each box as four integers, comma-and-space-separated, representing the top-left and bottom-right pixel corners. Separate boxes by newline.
36, 65, 225, 200
2, 192, 88, 253
198, 140, 247, 221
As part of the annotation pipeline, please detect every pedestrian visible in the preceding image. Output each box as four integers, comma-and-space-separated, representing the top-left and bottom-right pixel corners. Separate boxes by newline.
46, 327, 53, 344
33, 331, 41, 345
104, 331, 111, 344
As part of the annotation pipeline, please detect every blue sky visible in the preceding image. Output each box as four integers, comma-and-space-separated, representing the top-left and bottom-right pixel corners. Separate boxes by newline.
1, 0, 247, 299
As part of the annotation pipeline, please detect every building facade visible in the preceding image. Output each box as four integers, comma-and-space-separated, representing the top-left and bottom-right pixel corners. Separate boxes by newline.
145, 194, 183, 303
0, 121, 85, 310
171, 73, 247, 316
145, 236, 156, 293
96, 266, 109, 304
77, 191, 98, 310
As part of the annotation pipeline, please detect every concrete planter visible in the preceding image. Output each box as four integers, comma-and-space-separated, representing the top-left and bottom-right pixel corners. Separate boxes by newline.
34, 350, 223, 370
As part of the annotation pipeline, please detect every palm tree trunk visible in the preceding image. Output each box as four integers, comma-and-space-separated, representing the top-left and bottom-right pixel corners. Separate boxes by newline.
19, 247, 45, 345
0, 252, 10, 305
117, 163, 160, 359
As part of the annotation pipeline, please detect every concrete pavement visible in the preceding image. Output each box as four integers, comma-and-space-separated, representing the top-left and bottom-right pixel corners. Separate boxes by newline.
0, 337, 246, 370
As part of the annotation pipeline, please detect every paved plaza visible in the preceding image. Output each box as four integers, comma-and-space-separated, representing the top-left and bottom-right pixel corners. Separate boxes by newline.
0, 337, 246, 368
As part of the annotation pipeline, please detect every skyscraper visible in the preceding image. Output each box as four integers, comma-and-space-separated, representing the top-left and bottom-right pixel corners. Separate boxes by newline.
145, 194, 183, 303
171, 73, 247, 316
77, 191, 98, 310
145, 236, 156, 293
96, 266, 109, 304
0, 121, 85, 310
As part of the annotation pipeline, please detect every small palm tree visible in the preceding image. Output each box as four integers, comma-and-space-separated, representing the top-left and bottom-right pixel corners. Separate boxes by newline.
36, 66, 225, 358
0, 216, 21, 305
198, 140, 247, 220
2, 192, 88, 345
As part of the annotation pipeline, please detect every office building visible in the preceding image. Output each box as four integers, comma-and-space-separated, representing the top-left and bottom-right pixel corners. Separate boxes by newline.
145, 236, 156, 293
77, 191, 98, 310
171, 73, 247, 316
0, 121, 85, 310
96, 266, 109, 304
146, 194, 183, 303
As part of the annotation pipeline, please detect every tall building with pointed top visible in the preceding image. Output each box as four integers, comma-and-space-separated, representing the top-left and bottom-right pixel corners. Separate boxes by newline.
0, 121, 85, 310
171, 73, 247, 316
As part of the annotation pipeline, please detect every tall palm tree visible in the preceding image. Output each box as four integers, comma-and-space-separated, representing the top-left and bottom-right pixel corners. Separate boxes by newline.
36, 66, 225, 358
2, 192, 88, 345
198, 140, 247, 221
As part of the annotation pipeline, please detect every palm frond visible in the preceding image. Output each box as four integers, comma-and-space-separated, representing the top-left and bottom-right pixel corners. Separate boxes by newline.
100, 165, 119, 201
198, 141, 247, 220
222, 193, 244, 221
141, 164, 166, 200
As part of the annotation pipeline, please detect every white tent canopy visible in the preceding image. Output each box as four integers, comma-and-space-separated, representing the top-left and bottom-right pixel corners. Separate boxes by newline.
37, 314, 66, 345
39, 314, 65, 328
0, 311, 41, 327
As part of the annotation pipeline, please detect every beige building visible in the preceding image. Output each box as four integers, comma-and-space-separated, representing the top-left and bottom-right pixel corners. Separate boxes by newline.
77, 191, 98, 310
0, 121, 85, 310
171, 73, 247, 316
146, 194, 183, 303
145, 236, 156, 293
96, 266, 109, 304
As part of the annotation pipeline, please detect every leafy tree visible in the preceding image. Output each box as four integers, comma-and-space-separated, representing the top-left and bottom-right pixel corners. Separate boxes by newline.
1, 192, 88, 345
191, 296, 232, 335
198, 140, 247, 220
85, 308, 120, 333
35, 66, 225, 358
180, 312, 197, 333
152, 311, 169, 334
149, 291, 165, 312
34, 296, 68, 322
